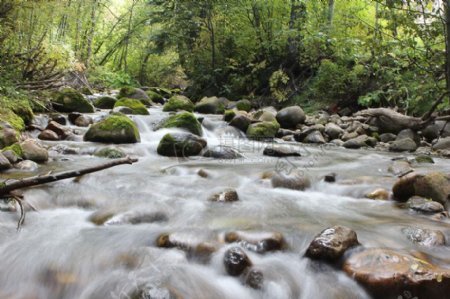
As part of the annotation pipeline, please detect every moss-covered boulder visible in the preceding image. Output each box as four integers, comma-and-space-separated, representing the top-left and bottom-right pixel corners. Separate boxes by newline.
94, 147, 126, 159
118, 87, 150, 104
246, 121, 280, 139
146, 90, 164, 104
157, 132, 206, 157
84, 115, 140, 144
236, 99, 252, 112
223, 110, 236, 122
148, 87, 173, 98
0, 123, 19, 149
113, 98, 149, 115
94, 96, 117, 109
194, 96, 225, 114
159, 112, 202, 136
53, 88, 94, 113
163, 95, 194, 112
1, 143, 23, 159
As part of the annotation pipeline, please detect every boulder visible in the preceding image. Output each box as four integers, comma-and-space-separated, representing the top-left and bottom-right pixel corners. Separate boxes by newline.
223, 247, 252, 276
194, 96, 225, 114
392, 172, 450, 205
324, 123, 344, 139
94, 147, 126, 159
263, 145, 301, 157
343, 248, 450, 299
379, 133, 396, 143
236, 99, 252, 112
113, 98, 149, 115
84, 115, 140, 144
163, 95, 194, 112
68, 112, 82, 124
0, 152, 11, 170
276, 106, 305, 129
433, 136, 450, 150
74, 115, 93, 127
303, 130, 326, 144
93, 96, 117, 109
203, 146, 243, 159
49, 114, 66, 125
158, 112, 202, 136
46, 121, 71, 139
112, 106, 133, 114
118, 87, 150, 103
396, 129, 420, 145
254, 110, 276, 122
157, 132, 206, 157
53, 88, 94, 113
20, 139, 48, 163
407, 196, 445, 214
401, 226, 446, 247
229, 115, 251, 132
305, 226, 359, 262
389, 138, 418, 152
223, 110, 237, 122
0, 125, 18, 149
271, 172, 311, 191
15, 160, 38, 171
2, 149, 20, 164
246, 121, 280, 139
209, 189, 239, 202
343, 135, 376, 149
38, 130, 59, 141
146, 90, 164, 104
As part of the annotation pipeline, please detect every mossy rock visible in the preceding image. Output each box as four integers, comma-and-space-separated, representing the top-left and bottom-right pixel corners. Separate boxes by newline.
0, 96, 33, 129
94, 96, 117, 109
147, 87, 173, 97
84, 115, 140, 144
114, 98, 149, 115
163, 95, 194, 112
94, 147, 126, 159
159, 112, 202, 136
146, 90, 164, 104
2, 143, 23, 158
236, 99, 252, 112
0, 123, 19, 149
157, 132, 207, 157
53, 88, 94, 113
224, 110, 236, 122
246, 121, 280, 139
194, 96, 225, 114
118, 87, 150, 104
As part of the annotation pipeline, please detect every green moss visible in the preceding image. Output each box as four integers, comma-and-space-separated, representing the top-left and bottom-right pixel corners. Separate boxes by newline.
0, 95, 34, 128
94, 96, 117, 109
84, 115, 140, 144
224, 110, 236, 122
194, 96, 225, 114
118, 86, 135, 98
163, 95, 194, 112
114, 98, 149, 115
146, 90, 164, 104
157, 133, 205, 157
2, 143, 23, 158
236, 99, 252, 112
246, 120, 280, 139
415, 155, 434, 164
53, 88, 94, 113
160, 112, 202, 136
0, 108, 25, 131
94, 147, 126, 159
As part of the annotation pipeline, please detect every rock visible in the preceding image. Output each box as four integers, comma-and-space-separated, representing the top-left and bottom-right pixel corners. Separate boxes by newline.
203, 146, 243, 159
113, 98, 149, 115
224, 231, 286, 253
93, 96, 117, 109
303, 130, 326, 144
324, 173, 336, 183
343, 248, 450, 299
2, 149, 20, 164
197, 169, 209, 178
68, 112, 82, 124
47, 121, 71, 139
275, 106, 305, 129
365, 188, 390, 200
392, 172, 450, 205
84, 115, 140, 144
236, 99, 252, 112
223, 110, 237, 122
146, 90, 164, 104
130, 286, 180, 299
422, 122, 441, 141
194, 96, 225, 114
38, 130, 59, 141
49, 114, 66, 125
397, 129, 420, 145
229, 115, 251, 132
209, 189, 239, 202
407, 196, 445, 214
271, 172, 311, 191
324, 123, 344, 139
118, 87, 150, 103
343, 135, 375, 149
389, 138, 418, 152
244, 269, 264, 289
156, 233, 217, 262
0, 152, 11, 170
157, 132, 206, 157
246, 121, 280, 139
255, 110, 277, 122
20, 139, 48, 163
74, 115, 93, 127
158, 112, 202, 136
94, 147, 126, 159
105, 211, 168, 225
401, 226, 446, 247
388, 160, 413, 176
305, 226, 359, 262
0, 126, 18, 149
53, 88, 94, 113
433, 136, 450, 150
15, 160, 38, 171
414, 155, 434, 164
223, 247, 252, 276
112, 106, 133, 114
163, 95, 194, 112
341, 131, 359, 142
263, 145, 301, 157
379, 133, 397, 143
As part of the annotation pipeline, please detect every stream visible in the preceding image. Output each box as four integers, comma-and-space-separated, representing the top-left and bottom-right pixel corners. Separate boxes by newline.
0, 104, 450, 299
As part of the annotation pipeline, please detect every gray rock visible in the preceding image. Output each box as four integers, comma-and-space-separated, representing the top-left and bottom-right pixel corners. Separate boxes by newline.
432, 136, 450, 150
0, 152, 12, 170
229, 115, 251, 132
157, 132, 207, 157
276, 106, 306, 129
112, 106, 134, 114
396, 129, 420, 145
38, 130, 59, 141
402, 226, 446, 247
203, 146, 243, 159
343, 135, 375, 149
303, 130, 326, 144
379, 133, 397, 143
271, 172, 311, 190
15, 160, 38, 171
389, 138, 418, 152
20, 139, 48, 163
0, 126, 18, 149
209, 189, 239, 202
74, 115, 93, 127
263, 145, 301, 157
407, 196, 445, 214
325, 123, 344, 139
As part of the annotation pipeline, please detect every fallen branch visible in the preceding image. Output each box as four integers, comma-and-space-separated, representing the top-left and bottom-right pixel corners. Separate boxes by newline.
355, 108, 429, 133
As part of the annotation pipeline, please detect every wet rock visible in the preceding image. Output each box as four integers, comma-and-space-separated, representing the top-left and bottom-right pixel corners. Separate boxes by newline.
341, 131, 359, 142
156, 233, 217, 262
305, 226, 359, 261
414, 155, 434, 164
229, 115, 251, 132
46, 121, 71, 139
0, 126, 18, 149
112, 106, 133, 114
146, 90, 165, 104
397, 129, 420, 145
432, 136, 450, 150
84, 115, 140, 144
203, 146, 243, 159
324, 173, 336, 183
209, 189, 239, 202
379, 133, 396, 143
52, 88, 94, 113
131, 286, 181, 299
407, 196, 445, 214
114, 98, 149, 115
343, 248, 450, 299
263, 145, 301, 157
157, 132, 206, 157
276, 128, 296, 138
223, 110, 237, 122
50, 114, 66, 125
303, 130, 326, 144
194, 96, 225, 114
224, 231, 286, 253
158, 112, 202, 136
254, 110, 277, 122
163, 95, 194, 112
68, 112, 82, 124
94, 147, 126, 159
197, 169, 209, 178
1, 149, 20, 164
392, 172, 450, 205
244, 269, 264, 289
0, 152, 11, 170
105, 211, 168, 225
20, 139, 48, 163
223, 247, 252, 276
74, 115, 93, 127
389, 138, 418, 152
422, 122, 441, 141
388, 160, 413, 177
246, 121, 280, 139
118, 87, 150, 103
271, 172, 311, 191
343, 135, 375, 149
324, 123, 344, 139
401, 226, 446, 247
236, 99, 252, 112
15, 160, 38, 171
365, 188, 390, 200
93, 96, 117, 109
276, 106, 305, 129
88, 210, 116, 225
38, 129, 59, 141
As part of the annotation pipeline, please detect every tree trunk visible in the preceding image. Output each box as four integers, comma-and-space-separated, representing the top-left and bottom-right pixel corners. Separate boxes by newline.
85, 0, 99, 69
445, 0, 450, 101
327, 0, 335, 29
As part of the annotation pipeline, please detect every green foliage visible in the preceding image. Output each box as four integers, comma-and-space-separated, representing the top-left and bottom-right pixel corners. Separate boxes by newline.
269, 70, 290, 102
88, 67, 138, 89
114, 98, 149, 115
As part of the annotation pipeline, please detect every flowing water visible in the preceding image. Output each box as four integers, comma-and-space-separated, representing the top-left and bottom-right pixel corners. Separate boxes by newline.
1, 105, 450, 299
